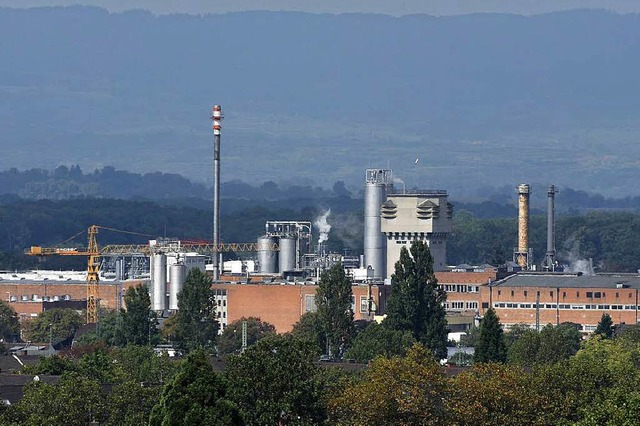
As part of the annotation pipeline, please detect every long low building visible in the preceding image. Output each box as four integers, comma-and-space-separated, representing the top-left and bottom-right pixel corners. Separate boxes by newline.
488, 273, 640, 332
2, 268, 639, 334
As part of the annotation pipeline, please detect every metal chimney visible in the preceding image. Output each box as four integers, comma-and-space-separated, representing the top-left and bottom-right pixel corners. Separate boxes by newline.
211, 105, 223, 280
542, 185, 557, 271
514, 183, 531, 269
364, 169, 392, 279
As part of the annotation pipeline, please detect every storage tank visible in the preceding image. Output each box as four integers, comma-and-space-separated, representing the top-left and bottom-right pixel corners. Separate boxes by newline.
152, 254, 167, 311
257, 236, 279, 273
279, 236, 297, 273
169, 263, 186, 310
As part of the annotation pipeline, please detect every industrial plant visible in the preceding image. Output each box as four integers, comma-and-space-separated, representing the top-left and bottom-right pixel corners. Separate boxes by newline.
4, 105, 640, 337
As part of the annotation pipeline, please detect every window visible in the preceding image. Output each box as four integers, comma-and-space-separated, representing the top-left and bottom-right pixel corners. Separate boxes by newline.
563, 292, 566, 298
577, 292, 580, 298
616, 292, 619, 298
550, 291, 553, 297
524, 291, 528, 297
586, 292, 593, 298
360, 297, 369, 313
594, 292, 602, 298
498, 290, 501, 296
537, 291, 540, 297
482, 302, 489, 309
511, 290, 514, 297
451, 302, 464, 310
466, 302, 478, 310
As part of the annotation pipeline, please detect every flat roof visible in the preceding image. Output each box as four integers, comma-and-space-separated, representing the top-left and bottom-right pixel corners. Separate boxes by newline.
494, 273, 640, 289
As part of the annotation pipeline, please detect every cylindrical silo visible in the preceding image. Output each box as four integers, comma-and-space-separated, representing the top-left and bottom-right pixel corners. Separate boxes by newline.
364, 169, 392, 279
152, 254, 167, 311
169, 263, 186, 310
257, 236, 279, 273
278, 236, 297, 273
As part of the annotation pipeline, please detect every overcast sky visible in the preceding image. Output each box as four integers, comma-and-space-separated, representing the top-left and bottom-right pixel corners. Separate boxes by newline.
0, 0, 639, 16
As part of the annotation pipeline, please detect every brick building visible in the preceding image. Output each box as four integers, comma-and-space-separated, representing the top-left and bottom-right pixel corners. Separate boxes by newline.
488, 273, 640, 332
0, 270, 142, 320
211, 282, 392, 333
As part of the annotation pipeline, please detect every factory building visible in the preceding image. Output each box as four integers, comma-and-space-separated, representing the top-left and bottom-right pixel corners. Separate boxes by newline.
0, 270, 141, 320
211, 281, 391, 333
488, 273, 640, 332
380, 190, 453, 278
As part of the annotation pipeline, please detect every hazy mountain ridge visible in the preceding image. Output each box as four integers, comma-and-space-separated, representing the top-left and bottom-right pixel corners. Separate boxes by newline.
1, 7, 640, 194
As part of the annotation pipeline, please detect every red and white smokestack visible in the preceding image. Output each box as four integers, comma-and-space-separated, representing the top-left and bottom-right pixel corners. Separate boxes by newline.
212, 105, 223, 135
211, 105, 223, 280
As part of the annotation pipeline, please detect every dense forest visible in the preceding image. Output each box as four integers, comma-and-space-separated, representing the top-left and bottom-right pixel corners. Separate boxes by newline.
1, 194, 640, 272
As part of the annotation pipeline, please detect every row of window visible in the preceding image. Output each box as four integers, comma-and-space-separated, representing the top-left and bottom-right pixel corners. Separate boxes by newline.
497, 290, 633, 299
494, 302, 638, 311
442, 285, 479, 293
445, 301, 478, 310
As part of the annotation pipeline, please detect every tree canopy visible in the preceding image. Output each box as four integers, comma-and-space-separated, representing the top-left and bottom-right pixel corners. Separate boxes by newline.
343, 321, 416, 363
173, 269, 218, 353
119, 283, 158, 346
217, 317, 276, 356
473, 308, 507, 363
316, 263, 354, 357
225, 335, 325, 425
149, 350, 241, 426
22, 308, 83, 343
384, 241, 448, 359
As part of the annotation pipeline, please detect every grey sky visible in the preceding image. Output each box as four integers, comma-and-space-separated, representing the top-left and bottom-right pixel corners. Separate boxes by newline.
0, 0, 639, 15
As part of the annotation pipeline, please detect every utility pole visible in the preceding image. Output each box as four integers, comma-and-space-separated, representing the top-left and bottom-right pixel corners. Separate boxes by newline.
241, 320, 247, 353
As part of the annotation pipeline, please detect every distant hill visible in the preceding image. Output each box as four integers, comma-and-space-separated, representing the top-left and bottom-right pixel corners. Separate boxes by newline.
1, 7, 640, 195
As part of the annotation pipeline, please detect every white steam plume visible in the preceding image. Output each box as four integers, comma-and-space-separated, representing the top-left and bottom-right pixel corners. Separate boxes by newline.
562, 239, 595, 276
315, 209, 332, 245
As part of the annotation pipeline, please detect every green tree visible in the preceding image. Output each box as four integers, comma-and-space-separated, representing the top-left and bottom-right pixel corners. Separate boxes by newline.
217, 317, 276, 356
507, 328, 540, 366
384, 242, 448, 359
150, 350, 241, 426
449, 363, 557, 426
289, 312, 325, 354
473, 308, 507, 363
0, 300, 19, 342
316, 263, 354, 357
106, 381, 162, 426
459, 324, 480, 347
328, 344, 448, 425
120, 283, 158, 346
594, 313, 614, 339
225, 334, 325, 425
343, 321, 416, 363
173, 269, 218, 353
22, 308, 83, 342
7, 374, 107, 426
111, 345, 178, 384
536, 323, 581, 364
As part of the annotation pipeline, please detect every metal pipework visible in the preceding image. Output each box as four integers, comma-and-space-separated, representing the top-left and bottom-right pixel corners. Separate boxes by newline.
516, 183, 531, 268
543, 185, 557, 271
212, 105, 223, 280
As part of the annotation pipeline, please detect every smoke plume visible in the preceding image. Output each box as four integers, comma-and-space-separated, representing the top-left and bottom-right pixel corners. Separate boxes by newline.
561, 239, 595, 276
315, 209, 332, 245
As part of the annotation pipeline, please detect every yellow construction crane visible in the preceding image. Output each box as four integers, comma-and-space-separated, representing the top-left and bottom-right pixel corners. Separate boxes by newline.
27, 226, 278, 323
